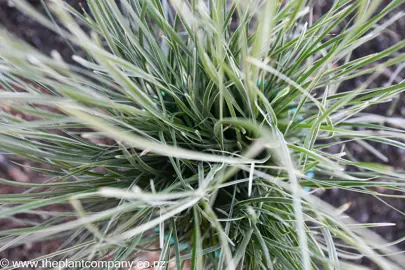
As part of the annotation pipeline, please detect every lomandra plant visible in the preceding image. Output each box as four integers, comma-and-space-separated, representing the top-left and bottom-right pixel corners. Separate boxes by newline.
1, 0, 405, 269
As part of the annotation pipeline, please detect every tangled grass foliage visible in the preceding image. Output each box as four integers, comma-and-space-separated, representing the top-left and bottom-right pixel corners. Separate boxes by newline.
1, 0, 405, 269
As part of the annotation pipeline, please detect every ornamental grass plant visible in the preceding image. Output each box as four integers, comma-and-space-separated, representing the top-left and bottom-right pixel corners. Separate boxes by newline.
1, 0, 405, 269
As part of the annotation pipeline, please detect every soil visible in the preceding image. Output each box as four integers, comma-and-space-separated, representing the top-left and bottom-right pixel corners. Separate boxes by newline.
0, 1, 405, 269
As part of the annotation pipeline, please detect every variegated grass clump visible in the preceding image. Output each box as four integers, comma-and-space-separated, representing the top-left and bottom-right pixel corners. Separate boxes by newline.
1, 0, 405, 269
